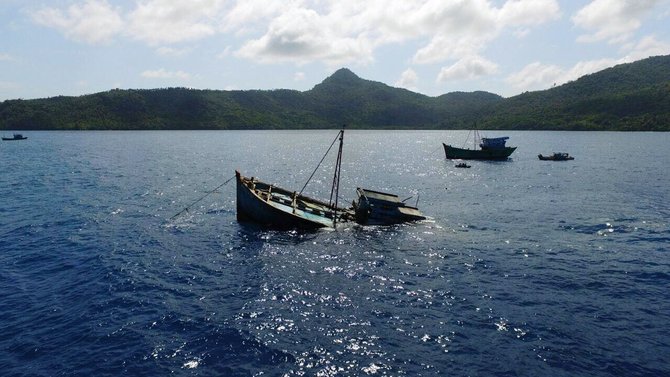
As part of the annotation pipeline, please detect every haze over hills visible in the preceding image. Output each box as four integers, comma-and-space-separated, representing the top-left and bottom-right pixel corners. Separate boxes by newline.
1, 55, 669, 131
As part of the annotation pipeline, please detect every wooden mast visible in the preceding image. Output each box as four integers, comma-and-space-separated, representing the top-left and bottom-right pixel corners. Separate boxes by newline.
329, 127, 344, 226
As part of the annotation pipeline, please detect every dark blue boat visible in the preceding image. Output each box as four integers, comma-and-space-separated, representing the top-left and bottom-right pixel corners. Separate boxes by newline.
444, 131, 516, 160
538, 152, 574, 161
2, 133, 27, 141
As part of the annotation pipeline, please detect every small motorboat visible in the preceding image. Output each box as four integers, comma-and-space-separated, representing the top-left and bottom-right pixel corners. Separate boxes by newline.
2, 133, 27, 141
455, 162, 471, 168
538, 152, 574, 161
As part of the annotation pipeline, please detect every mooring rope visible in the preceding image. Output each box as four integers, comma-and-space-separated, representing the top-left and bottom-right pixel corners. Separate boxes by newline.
170, 174, 236, 220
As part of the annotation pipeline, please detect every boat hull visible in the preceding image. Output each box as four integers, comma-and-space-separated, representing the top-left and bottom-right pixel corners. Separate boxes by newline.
538, 154, 574, 161
236, 171, 338, 229
443, 143, 516, 160
2, 137, 27, 141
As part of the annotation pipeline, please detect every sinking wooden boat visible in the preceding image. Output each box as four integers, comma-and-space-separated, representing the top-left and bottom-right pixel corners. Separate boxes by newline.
235, 129, 353, 229
235, 128, 427, 229
2, 133, 27, 141
443, 131, 516, 160
352, 188, 425, 225
235, 170, 354, 229
538, 152, 574, 161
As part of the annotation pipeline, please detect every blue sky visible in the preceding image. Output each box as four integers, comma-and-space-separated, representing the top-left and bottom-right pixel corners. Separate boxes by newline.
1, 0, 669, 101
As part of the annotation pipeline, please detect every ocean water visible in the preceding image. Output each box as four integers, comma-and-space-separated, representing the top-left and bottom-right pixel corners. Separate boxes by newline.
0, 130, 668, 376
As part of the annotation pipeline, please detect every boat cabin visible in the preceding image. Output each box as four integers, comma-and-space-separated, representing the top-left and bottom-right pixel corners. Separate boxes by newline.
353, 188, 426, 225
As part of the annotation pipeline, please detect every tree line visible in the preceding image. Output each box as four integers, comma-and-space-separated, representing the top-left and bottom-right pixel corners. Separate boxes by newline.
1, 55, 669, 131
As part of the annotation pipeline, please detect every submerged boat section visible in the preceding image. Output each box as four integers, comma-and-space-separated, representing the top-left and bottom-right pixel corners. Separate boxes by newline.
352, 188, 426, 225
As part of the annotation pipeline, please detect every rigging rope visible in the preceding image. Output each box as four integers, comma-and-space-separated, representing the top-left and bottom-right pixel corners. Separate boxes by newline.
170, 174, 236, 220
298, 131, 342, 197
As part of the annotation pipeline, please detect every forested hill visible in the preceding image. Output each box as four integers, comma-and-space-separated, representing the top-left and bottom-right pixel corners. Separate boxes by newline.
1, 55, 669, 131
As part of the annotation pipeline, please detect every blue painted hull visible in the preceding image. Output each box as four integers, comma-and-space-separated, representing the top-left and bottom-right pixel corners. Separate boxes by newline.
235, 171, 340, 229
443, 143, 516, 160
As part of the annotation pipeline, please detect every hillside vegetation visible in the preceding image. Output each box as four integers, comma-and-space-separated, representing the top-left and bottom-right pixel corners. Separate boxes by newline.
1, 55, 669, 131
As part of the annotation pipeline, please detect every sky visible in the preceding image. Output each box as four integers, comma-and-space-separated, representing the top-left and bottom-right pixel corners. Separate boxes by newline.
1, 0, 669, 101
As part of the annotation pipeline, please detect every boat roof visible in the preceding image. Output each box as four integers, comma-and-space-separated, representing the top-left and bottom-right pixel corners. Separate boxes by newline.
357, 188, 401, 203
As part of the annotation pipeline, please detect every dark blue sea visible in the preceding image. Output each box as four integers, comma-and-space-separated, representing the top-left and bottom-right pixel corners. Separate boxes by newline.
1, 130, 668, 376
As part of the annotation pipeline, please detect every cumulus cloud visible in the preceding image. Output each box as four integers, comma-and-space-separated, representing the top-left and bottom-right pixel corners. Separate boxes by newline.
30, 0, 562, 73
127, 0, 225, 45
498, 0, 562, 25
625, 35, 670, 60
395, 68, 419, 91
156, 47, 191, 57
31, 0, 123, 44
573, 0, 662, 44
235, 7, 373, 65
0, 81, 20, 90
506, 62, 572, 92
506, 57, 640, 92
222, 0, 295, 34
294, 72, 306, 81
409, 0, 560, 82
236, 0, 561, 69
437, 56, 498, 82
141, 68, 191, 80
506, 34, 670, 93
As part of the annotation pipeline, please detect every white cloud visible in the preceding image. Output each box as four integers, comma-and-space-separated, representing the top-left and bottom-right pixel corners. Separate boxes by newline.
294, 72, 306, 81
437, 56, 498, 82
573, 0, 663, 44
156, 47, 191, 57
498, 0, 562, 25
0, 53, 15, 61
506, 60, 607, 92
235, 7, 373, 65
624, 35, 670, 60
0, 81, 20, 90
236, 0, 561, 69
505, 34, 670, 93
216, 46, 233, 59
31, 0, 123, 44
395, 68, 419, 90
141, 69, 191, 80
127, 0, 225, 45
29, 0, 563, 73
413, 0, 560, 64
222, 0, 295, 34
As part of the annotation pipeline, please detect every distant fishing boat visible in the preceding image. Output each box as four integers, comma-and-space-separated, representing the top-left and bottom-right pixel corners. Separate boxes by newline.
443, 130, 516, 160
454, 162, 471, 168
2, 133, 27, 141
538, 152, 574, 161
